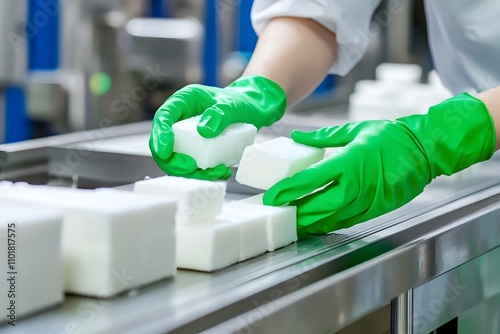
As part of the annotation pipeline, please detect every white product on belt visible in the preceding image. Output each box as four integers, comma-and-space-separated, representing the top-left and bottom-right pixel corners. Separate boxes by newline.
95, 188, 177, 286
0, 200, 63, 318
236, 137, 325, 190
134, 175, 226, 224
176, 220, 240, 272
176, 204, 268, 272
172, 115, 257, 169
0, 184, 176, 298
218, 205, 268, 262
233, 194, 297, 252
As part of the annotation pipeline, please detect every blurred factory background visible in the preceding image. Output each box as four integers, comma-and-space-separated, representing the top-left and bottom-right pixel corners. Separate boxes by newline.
0, 0, 433, 144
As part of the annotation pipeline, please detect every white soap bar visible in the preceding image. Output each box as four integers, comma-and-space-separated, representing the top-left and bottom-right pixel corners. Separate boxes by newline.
134, 175, 225, 224
0, 201, 63, 318
0, 185, 176, 298
95, 189, 177, 286
172, 115, 257, 169
232, 195, 297, 251
375, 63, 422, 83
176, 220, 240, 272
236, 137, 325, 190
176, 201, 271, 272
218, 205, 268, 261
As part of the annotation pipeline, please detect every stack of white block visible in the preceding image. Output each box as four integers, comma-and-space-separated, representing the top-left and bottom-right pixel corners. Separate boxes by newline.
0, 200, 63, 318
134, 176, 297, 272
135, 175, 226, 224
349, 63, 453, 121
0, 184, 177, 298
135, 176, 235, 272
232, 194, 297, 252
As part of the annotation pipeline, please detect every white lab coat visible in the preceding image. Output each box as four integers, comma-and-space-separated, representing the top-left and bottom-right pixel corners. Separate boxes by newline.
251, 0, 500, 94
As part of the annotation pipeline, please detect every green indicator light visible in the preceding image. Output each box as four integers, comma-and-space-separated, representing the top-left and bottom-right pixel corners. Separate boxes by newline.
90, 72, 112, 95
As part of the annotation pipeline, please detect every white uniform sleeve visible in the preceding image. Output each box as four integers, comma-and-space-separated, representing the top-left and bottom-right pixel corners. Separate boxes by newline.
251, 0, 381, 76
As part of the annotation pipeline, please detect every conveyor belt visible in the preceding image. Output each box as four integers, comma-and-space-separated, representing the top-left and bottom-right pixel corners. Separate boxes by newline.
3, 153, 500, 333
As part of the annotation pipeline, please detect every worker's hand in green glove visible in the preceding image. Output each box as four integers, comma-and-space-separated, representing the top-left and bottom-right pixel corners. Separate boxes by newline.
149, 75, 286, 180
264, 93, 496, 237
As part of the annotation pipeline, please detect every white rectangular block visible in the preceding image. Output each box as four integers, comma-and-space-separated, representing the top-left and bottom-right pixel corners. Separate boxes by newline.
0, 201, 63, 318
232, 196, 297, 251
376, 63, 422, 83
94, 189, 177, 286
218, 205, 268, 261
0, 184, 177, 298
236, 137, 325, 190
172, 115, 257, 169
134, 175, 226, 224
176, 220, 240, 272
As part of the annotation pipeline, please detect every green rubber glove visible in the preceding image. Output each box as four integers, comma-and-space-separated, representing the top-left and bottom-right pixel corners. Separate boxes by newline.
264, 93, 496, 237
149, 75, 286, 180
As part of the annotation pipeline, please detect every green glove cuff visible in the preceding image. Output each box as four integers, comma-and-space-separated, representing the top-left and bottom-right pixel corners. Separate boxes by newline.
226, 75, 287, 128
398, 92, 496, 180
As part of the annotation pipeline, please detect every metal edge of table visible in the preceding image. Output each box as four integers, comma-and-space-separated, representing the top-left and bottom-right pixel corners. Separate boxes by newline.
412, 246, 500, 334
106, 183, 500, 334
0, 121, 151, 169
200, 187, 500, 334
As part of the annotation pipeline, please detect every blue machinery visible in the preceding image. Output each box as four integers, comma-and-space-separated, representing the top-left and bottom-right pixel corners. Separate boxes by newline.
2, 0, 335, 144
2, 0, 60, 143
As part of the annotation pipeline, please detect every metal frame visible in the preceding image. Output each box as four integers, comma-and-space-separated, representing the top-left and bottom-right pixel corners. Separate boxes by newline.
393, 290, 413, 334
203, 188, 500, 334
4, 169, 500, 333
0, 121, 151, 170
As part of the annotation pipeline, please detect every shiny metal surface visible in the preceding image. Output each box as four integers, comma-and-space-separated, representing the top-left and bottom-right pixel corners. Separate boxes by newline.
58, 0, 149, 131
125, 17, 203, 83
47, 133, 162, 185
336, 304, 391, 334
458, 292, 500, 334
56, 0, 205, 132
0, 121, 151, 173
414, 246, 500, 334
392, 291, 413, 334
2, 154, 500, 333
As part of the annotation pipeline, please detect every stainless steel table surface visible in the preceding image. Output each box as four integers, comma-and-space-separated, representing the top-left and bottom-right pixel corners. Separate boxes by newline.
2, 152, 500, 334
0, 122, 152, 183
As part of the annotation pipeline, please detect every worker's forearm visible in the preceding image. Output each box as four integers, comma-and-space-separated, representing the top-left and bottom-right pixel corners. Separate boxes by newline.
243, 17, 337, 106
477, 86, 500, 150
